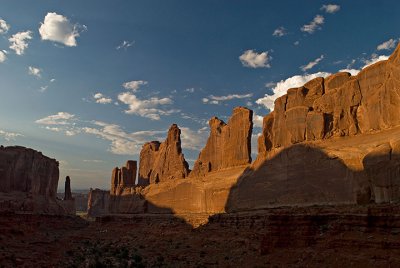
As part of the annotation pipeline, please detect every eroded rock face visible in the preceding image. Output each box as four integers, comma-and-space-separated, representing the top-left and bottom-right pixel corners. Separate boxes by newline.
0, 146, 59, 197
0, 146, 75, 215
87, 188, 110, 217
190, 107, 253, 177
111, 160, 137, 195
258, 44, 400, 156
139, 124, 189, 184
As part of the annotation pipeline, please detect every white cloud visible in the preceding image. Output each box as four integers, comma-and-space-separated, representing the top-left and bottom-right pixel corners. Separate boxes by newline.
239, 49, 271, 68
185, 88, 195, 93
301, 15, 324, 34
0, 50, 6, 63
202, 93, 253, 105
253, 114, 264, 128
300, 55, 324, 71
122, 80, 148, 92
294, 41, 300, 46
93, 92, 112, 104
39, 12, 83, 46
265, 82, 276, 88
272, 26, 287, 37
0, 130, 23, 141
35, 112, 75, 125
50, 78, 56, 83
118, 92, 176, 120
0, 18, 10, 34
28, 66, 41, 78
256, 72, 331, 111
362, 54, 389, 69
116, 40, 134, 50
339, 68, 360, 76
377, 39, 397, 51
9, 31, 33, 55
321, 4, 340, 14
180, 127, 208, 151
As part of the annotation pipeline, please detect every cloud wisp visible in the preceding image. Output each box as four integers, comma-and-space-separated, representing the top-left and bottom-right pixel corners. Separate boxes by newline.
9, 31, 33, 55
28, 66, 41, 78
321, 4, 341, 14
122, 80, 148, 92
116, 40, 135, 50
301, 15, 324, 34
300, 55, 324, 71
0, 129, 23, 141
93, 93, 112, 104
272, 26, 287, 37
377, 39, 397, 51
203, 93, 253, 105
0, 18, 10, 34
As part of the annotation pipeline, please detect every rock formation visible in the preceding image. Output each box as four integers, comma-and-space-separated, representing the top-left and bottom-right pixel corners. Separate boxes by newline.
64, 176, 72, 200
138, 141, 160, 186
0, 146, 59, 196
190, 107, 253, 177
257, 44, 400, 156
139, 124, 189, 184
87, 188, 110, 217
111, 160, 137, 195
0, 146, 74, 215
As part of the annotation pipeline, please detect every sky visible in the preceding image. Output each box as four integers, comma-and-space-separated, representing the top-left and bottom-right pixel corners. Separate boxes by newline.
0, 0, 399, 190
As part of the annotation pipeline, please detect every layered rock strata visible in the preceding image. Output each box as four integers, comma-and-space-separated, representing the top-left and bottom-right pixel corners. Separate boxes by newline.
190, 107, 253, 177
139, 124, 189, 184
257, 44, 400, 156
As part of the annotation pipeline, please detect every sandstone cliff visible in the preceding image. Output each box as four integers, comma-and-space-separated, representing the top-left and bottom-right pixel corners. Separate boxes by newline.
257, 44, 400, 156
139, 124, 189, 184
111, 160, 137, 195
0, 146, 74, 215
190, 107, 253, 177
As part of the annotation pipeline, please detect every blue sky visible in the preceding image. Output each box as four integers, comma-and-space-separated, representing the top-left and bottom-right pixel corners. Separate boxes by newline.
0, 0, 399, 190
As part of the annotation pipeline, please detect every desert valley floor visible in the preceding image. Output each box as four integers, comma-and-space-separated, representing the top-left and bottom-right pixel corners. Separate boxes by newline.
2, 204, 400, 267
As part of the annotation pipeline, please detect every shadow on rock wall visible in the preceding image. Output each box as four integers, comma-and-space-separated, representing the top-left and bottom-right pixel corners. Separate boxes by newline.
223, 143, 394, 213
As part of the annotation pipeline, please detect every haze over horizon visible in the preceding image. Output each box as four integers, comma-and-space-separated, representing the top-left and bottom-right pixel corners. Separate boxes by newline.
0, 0, 399, 190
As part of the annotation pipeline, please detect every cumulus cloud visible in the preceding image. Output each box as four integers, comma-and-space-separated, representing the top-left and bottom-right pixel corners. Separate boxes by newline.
93, 93, 112, 104
321, 4, 341, 14
180, 127, 208, 151
9, 31, 33, 55
116, 40, 135, 50
0, 50, 6, 63
253, 114, 264, 128
362, 53, 389, 68
272, 26, 287, 37
239, 50, 271, 68
301, 15, 324, 34
0, 18, 10, 34
300, 55, 324, 71
0, 130, 23, 141
39, 12, 84, 46
35, 112, 75, 125
202, 93, 253, 105
377, 38, 397, 51
118, 92, 176, 120
256, 72, 331, 111
28, 66, 41, 78
122, 80, 148, 92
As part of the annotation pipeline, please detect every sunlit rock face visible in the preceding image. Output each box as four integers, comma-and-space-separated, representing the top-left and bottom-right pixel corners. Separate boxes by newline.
139, 124, 190, 184
190, 107, 253, 177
